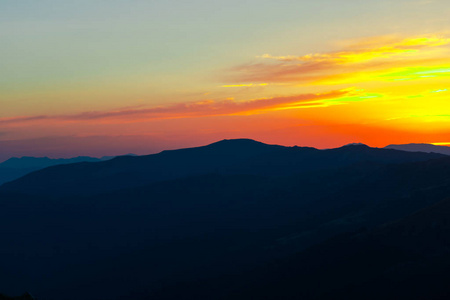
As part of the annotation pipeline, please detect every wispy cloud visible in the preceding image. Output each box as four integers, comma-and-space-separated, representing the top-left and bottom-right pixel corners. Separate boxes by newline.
259, 36, 450, 64
227, 35, 450, 85
0, 89, 355, 126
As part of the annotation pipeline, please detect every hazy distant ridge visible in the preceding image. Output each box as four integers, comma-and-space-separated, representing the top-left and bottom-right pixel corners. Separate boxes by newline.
0, 155, 131, 185
385, 143, 450, 155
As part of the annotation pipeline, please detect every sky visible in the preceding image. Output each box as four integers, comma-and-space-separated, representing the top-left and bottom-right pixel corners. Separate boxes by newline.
1, 0, 450, 160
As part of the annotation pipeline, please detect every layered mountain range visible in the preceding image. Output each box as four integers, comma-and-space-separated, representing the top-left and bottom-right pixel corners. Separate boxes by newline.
1, 139, 450, 300
0, 156, 113, 186
385, 143, 450, 155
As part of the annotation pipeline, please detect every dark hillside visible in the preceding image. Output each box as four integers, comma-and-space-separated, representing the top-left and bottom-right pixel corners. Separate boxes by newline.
1, 140, 449, 299
1, 140, 444, 196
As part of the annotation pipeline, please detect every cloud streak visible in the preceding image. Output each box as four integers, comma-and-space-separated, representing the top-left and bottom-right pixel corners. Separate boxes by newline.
0, 89, 353, 126
259, 36, 450, 64
227, 35, 450, 85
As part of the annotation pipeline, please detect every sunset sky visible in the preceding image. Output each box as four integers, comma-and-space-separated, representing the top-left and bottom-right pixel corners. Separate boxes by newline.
1, 0, 450, 160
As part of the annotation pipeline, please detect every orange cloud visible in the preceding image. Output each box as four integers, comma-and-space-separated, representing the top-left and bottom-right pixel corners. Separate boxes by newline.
0, 89, 352, 126
228, 35, 450, 85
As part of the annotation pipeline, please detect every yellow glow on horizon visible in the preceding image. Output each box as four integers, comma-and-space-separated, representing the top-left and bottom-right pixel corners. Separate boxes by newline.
4, 33, 450, 148
381, 66, 450, 81
431, 142, 450, 146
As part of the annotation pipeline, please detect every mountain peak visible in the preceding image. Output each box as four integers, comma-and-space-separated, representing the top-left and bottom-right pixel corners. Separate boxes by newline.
341, 142, 370, 148
202, 139, 286, 154
208, 138, 266, 146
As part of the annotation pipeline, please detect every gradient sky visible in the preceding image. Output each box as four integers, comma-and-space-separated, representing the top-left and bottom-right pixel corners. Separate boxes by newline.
1, 0, 450, 160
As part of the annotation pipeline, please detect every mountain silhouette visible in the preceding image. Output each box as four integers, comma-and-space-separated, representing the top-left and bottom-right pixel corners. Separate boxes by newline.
1, 140, 450, 299
1, 139, 444, 196
385, 143, 450, 155
0, 156, 116, 186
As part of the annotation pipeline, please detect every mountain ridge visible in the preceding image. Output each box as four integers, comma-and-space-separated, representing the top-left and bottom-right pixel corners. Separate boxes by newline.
0, 154, 137, 186
2, 139, 450, 299
385, 143, 450, 155
1, 139, 444, 196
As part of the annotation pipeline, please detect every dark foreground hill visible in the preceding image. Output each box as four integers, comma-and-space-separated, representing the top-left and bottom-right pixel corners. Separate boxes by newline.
190, 197, 450, 300
0, 294, 34, 300
1, 139, 450, 300
0, 139, 444, 196
0, 293, 34, 300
